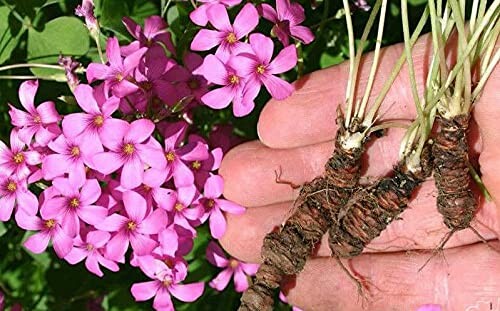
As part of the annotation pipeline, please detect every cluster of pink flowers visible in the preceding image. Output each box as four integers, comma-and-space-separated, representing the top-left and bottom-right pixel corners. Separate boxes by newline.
190, 0, 314, 116
0, 0, 314, 309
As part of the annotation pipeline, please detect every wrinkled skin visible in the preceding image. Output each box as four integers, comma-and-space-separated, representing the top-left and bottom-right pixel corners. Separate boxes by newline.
219, 34, 500, 310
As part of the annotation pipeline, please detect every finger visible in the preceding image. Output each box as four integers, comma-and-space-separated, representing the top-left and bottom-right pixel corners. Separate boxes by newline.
284, 241, 500, 311
257, 33, 432, 149
221, 128, 405, 207
472, 60, 500, 234
220, 181, 498, 263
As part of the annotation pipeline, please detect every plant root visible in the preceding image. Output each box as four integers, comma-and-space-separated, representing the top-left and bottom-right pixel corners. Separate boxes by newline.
433, 115, 477, 232
328, 145, 433, 259
238, 118, 365, 311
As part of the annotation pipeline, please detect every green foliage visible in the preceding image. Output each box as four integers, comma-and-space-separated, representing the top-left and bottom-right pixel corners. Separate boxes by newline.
0, 6, 26, 65
27, 16, 89, 79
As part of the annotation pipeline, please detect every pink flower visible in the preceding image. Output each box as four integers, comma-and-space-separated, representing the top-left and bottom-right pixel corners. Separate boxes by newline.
157, 224, 194, 258
65, 230, 120, 277
190, 0, 242, 26
161, 124, 209, 187
194, 54, 256, 116
42, 132, 100, 186
131, 256, 204, 310
187, 134, 223, 188
8, 80, 61, 146
86, 37, 147, 98
16, 210, 73, 258
190, 3, 258, 60
62, 84, 124, 151
75, 0, 98, 35
161, 186, 204, 234
0, 174, 38, 221
92, 119, 166, 190
0, 130, 41, 179
417, 305, 442, 311
206, 241, 259, 292
240, 33, 297, 100
122, 16, 176, 56
198, 175, 245, 239
58, 56, 80, 91
258, 0, 314, 46
40, 178, 108, 237
0, 290, 4, 310
96, 191, 168, 262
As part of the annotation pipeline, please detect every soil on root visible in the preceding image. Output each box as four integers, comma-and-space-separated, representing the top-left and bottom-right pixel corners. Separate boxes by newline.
328, 146, 433, 259
238, 119, 365, 311
433, 115, 476, 230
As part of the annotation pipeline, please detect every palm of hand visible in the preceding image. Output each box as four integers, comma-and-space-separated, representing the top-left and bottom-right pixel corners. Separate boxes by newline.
218, 35, 500, 310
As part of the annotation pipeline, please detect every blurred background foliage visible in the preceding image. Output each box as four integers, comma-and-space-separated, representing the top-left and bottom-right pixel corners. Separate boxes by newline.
0, 0, 426, 310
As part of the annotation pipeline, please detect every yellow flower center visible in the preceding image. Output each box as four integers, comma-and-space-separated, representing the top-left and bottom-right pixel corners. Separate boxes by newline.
7, 181, 17, 192
229, 258, 239, 269
13, 153, 24, 164
207, 199, 215, 208
162, 278, 172, 287
115, 73, 124, 81
86, 244, 94, 251
71, 146, 80, 157
143, 184, 152, 192
45, 219, 56, 229
123, 143, 135, 155
229, 75, 239, 85
69, 198, 80, 208
226, 32, 237, 44
140, 81, 153, 91
93, 115, 104, 127
174, 203, 184, 212
33, 115, 42, 123
127, 221, 137, 231
191, 161, 201, 170
256, 64, 266, 74
165, 151, 175, 162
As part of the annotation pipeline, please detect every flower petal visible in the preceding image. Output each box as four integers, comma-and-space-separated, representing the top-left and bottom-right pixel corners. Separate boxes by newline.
52, 226, 73, 258
24, 232, 51, 254
85, 255, 104, 277
233, 3, 259, 39
233, 266, 250, 292
65, 247, 87, 264
105, 231, 129, 262
261, 74, 294, 100
209, 207, 226, 239
215, 198, 245, 214
138, 208, 168, 235
37, 101, 60, 124
290, 25, 315, 44
121, 156, 144, 190
204, 175, 223, 198
200, 86, 234, 109
18, 80, 38, 114
258, 3, 278, 23
95, 214, 128, 232
169, 282, 204, 302
91, 152, 124, 175
190, 29, 224, 51
206, 241, 229, 267
129, 233, 157, 255
268, 44, 297, 74
106, 37, 122, 67
209, 269, 232, 291
132, 281, 160, 301
125, 119, 155, 143
207, 4, 232, 31
123, 190, 147, 222
78, 205, 108, 226
249, 33, 274, 64
86, 63, 110, 83
74, 84, 100, 114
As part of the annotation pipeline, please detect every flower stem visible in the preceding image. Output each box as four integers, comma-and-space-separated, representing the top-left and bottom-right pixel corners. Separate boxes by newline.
0, 63, 64, 72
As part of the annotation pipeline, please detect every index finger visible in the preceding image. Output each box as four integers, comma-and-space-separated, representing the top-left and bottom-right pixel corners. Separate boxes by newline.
257, 34, 432, 149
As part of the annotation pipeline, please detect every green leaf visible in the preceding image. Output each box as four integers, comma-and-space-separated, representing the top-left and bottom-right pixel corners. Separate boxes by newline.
0, 222, 6, 237
0, 7, 26, 65
408, 0, 428, 6
320, 52, 344, 68
27, 16, 89, 80
99, 0, 158, 38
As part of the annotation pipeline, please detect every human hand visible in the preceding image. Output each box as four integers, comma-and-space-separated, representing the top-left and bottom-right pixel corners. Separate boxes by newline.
218, 34, 500, 310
